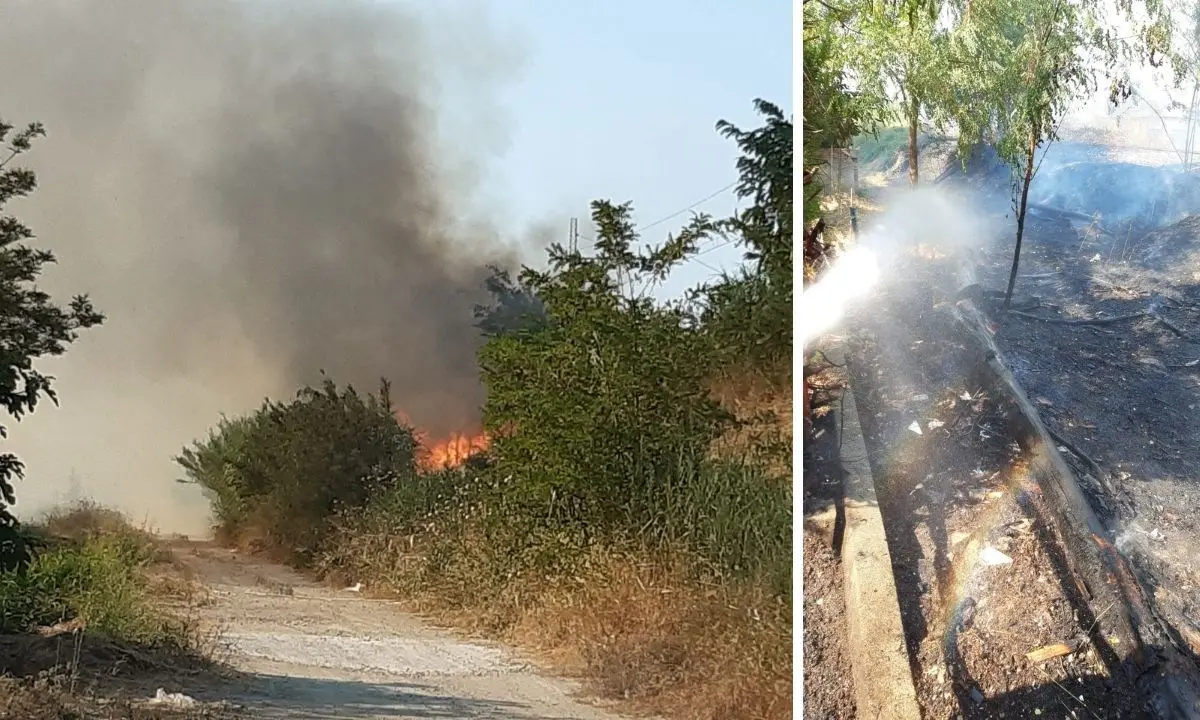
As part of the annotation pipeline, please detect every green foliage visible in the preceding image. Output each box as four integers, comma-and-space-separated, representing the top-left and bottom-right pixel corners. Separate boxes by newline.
951, 0, 1089, 161
477, 200, 732, 538
697, 101, 794, 371
176, 377, 417, 563
175, 415, 259, 535
645, 455, 792, 597
802, 1, 889, 284
844, 0, 951, 185
802, 2, 889, 154
0, 116, 104, 572
948, 0, 1184, 161
717, 101, 792, 294
0, 516, 178, 644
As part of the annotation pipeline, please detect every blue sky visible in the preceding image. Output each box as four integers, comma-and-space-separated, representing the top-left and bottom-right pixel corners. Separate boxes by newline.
417, 0, 793, 299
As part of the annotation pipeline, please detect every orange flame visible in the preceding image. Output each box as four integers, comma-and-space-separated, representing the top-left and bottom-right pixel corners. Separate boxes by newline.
393, 410, 489, 471
419, 431, 489, 471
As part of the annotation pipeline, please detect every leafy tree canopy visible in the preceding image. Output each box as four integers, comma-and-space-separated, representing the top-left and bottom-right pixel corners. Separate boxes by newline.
0, 117, 104, 571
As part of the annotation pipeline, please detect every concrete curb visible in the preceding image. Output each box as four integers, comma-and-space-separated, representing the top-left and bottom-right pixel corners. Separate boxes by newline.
825, 344, 922, 720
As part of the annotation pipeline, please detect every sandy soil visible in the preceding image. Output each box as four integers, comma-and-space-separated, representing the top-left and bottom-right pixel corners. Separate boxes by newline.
166, 541, 631, 720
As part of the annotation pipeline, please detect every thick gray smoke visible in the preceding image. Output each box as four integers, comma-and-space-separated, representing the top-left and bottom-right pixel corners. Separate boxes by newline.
0, 0, 533, 534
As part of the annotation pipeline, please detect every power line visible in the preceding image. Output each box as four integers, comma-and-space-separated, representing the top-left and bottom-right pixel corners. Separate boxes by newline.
565, 183, 743, 273
570, 233, 738, 262
693, 237, 739, 258
568, 181, 740, 248
635, 181, 739, 233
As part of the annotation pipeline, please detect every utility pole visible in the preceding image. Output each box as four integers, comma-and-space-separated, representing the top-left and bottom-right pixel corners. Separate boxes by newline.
1184, 81, 1198, 171
567, 217, 579, 253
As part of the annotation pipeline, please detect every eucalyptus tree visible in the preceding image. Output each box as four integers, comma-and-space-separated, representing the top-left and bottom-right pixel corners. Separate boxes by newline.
847, 0, 953, 185
948, 0, 1182, 307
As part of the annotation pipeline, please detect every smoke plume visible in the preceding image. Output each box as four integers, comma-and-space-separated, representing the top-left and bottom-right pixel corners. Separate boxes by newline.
0, 0, 530, 534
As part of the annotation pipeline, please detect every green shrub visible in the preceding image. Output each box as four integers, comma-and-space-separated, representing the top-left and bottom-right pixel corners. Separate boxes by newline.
176, 377, 418, 563
476, 200, 731, 542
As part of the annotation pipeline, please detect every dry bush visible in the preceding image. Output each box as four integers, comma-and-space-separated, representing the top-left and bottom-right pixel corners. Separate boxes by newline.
35, 501, 175, 568
707, 366, 793, 475
38, 502, 135, 540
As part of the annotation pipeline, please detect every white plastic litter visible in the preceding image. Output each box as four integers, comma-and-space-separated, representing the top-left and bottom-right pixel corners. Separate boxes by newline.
979, 547, 1013, 566
149, 688, 197, 708
908, 421, 923, 435
345, 582, 363, 592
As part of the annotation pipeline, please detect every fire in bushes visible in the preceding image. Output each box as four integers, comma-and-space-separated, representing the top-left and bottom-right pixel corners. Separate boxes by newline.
395, 408, 489, 470
419, 430, 490, 470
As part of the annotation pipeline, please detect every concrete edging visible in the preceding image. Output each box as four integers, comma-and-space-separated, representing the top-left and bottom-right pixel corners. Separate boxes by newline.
824, 343, 922, 720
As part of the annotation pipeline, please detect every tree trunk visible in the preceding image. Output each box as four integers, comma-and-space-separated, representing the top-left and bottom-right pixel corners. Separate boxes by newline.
1004, 128, 1038, 310
907, 96, 920, 186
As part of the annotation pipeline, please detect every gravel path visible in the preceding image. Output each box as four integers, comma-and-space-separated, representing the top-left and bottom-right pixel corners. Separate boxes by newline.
170, 542, 630, 720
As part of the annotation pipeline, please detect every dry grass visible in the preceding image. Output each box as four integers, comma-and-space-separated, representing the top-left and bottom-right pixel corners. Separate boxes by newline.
708, 366, 792, 475
38, 502, 136, 539
502, 550, 792, 720
380, 540, 792, 720
36, 501, 176, 567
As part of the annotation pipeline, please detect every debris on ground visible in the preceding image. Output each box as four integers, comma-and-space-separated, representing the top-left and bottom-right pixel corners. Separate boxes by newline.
977, 547, 1012, 567
1025, 643, 1075, 663
803, 365, 857, 719
847, 246, 1156, 719
147, 688, 199, 708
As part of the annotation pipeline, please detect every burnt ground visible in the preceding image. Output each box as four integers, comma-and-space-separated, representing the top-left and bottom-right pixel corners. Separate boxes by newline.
844, 251, 1155, 719
975, 209, 1200, 660
802, 366, 857, 720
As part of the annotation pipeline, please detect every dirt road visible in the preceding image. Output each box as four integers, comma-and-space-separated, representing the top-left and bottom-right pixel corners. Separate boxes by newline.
171, 542, 629, 720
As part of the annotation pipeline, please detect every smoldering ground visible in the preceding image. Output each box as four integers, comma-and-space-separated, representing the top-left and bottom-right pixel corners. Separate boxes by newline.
0, 0, 535, 534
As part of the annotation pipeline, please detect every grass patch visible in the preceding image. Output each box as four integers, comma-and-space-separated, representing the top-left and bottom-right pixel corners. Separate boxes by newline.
0, 502, 204, 658
0, 503, 221, 719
